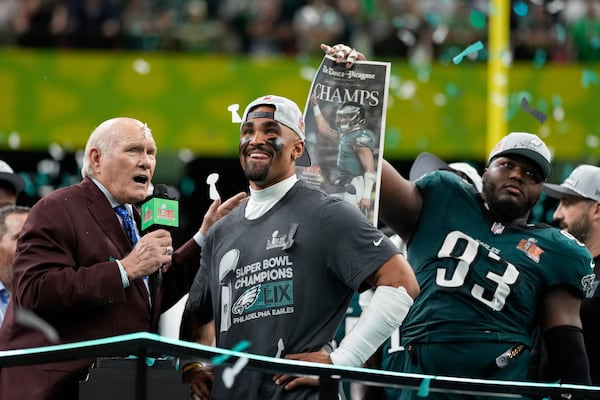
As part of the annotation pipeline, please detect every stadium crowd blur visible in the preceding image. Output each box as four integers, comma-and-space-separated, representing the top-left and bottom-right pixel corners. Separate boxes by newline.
0, 0, 599, 62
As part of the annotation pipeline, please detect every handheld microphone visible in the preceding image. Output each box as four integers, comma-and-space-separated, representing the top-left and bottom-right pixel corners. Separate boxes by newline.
141, 184, 179, 233
140, 184, 179, 288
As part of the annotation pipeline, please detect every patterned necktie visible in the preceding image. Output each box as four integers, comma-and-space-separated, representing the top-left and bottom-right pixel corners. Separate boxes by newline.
114, 205, 138, 246
114, 205, 149, 297
0, 288, 9, 326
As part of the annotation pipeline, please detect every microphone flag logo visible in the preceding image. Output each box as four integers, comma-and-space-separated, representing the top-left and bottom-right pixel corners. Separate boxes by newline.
141, 197, 179, 231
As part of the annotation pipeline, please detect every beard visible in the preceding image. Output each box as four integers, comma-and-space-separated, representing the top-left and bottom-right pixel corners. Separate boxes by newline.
243, 160, 270, 182
564, 214, 591, 244
481, 179, 537, 223
240, 142, 278, 184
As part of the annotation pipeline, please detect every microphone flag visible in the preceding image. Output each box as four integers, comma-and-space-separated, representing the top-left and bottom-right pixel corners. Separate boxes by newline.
141, 184, 179, 232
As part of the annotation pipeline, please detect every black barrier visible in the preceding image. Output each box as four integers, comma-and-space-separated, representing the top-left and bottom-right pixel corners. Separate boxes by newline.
1, 332, 600, 399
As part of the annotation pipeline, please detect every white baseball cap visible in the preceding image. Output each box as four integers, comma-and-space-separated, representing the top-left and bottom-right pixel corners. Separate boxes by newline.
241, 95, 311, 167
542, 165, 600, 202
409, 152, 482, 192
448, 162, 483, 193
488, 132, 552, 179
0, 160, 25, 195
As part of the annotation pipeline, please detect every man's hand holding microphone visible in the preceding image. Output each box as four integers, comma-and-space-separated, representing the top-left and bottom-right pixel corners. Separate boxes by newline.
121, 183, 176, 280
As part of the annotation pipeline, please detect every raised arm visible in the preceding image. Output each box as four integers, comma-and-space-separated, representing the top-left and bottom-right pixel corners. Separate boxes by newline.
310, 93, 339, 142
379, 160, 423, 241
318, 43, 424, 240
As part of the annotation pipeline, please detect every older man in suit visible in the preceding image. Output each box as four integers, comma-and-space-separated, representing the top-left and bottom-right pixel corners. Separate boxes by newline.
0, 117, 246, 400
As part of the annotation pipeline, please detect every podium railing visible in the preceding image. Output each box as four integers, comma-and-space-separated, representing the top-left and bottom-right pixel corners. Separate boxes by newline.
1, 332, 600, 399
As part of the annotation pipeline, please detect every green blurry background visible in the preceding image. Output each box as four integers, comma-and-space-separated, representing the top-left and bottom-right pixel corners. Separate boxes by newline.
0, 50, 598, 237
1, 50, 599, 165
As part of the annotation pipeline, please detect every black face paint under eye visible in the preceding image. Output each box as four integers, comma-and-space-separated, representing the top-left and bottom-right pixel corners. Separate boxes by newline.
267, 137, 284, 152
239, 136, 283, 155
239, 136, 250, 155
240, 136, 252, 147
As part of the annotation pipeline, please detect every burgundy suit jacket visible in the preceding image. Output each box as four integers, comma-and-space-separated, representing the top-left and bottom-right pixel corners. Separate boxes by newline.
0, 177, 201, 400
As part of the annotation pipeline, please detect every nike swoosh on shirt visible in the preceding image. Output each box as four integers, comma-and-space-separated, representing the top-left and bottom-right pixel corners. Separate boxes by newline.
373, 237, 384, 246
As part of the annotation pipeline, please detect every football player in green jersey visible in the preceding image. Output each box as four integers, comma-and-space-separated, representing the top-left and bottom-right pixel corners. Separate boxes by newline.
378, 132, 594, 399
311, 95, 377, 216
322, 43, 595, 399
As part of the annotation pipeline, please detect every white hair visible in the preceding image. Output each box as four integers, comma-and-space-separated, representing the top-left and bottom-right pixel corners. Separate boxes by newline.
80, 118, 152, 178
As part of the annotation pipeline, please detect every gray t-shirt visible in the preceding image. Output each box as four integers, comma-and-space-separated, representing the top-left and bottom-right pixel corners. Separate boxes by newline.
190, 181, 398, 399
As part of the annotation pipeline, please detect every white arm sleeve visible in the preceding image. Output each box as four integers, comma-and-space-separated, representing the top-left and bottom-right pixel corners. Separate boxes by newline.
329, 285, 413, 367
313, 104, 322, 117
362, 172, 376, 200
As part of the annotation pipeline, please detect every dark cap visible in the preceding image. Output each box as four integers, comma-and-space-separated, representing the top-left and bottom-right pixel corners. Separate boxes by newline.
409, 152, 449, 181
0, 160, 25, 195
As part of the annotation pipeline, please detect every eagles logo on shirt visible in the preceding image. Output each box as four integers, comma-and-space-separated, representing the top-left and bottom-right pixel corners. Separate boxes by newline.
355, 134, 373, 146
232, 285, 261, 315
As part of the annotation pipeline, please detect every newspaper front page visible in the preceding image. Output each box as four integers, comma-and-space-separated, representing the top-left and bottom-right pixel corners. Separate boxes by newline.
297, 55, 391, 227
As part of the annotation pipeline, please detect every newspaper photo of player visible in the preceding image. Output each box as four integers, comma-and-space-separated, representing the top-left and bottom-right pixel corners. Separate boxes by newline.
297, 55, 390, 226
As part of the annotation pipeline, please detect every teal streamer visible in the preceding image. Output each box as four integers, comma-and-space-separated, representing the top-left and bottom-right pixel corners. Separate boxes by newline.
417, 377, 431, 397
211, 340, 251, 366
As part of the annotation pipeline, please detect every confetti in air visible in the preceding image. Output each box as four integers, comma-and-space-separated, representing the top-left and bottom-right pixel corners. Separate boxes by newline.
533, 50, 546, 69
581, 69, 599, 88
418, 377, 431, 397
15, 307, 60, 343
222, 357, 249, 388
521, 97, 548, 124
469, 10, 487, 29
513, 1, 528, 16
132, 58, 151, 75
228, 104, 242, 123
211, 340, 251, 366
452, 41, 484, 64
275, 338, 285, 358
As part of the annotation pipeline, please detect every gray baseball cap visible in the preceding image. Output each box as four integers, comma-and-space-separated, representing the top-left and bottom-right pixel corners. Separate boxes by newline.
241, 95, 311, 167
0, 160, 25, 195
542, 165, 600, 201
488, 132, 552, 179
